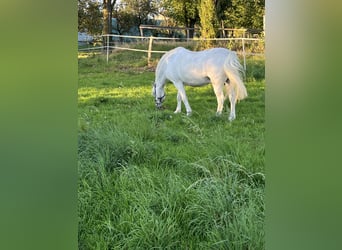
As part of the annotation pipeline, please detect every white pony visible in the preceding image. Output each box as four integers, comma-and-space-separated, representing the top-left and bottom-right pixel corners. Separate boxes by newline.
152, 47, 247, 121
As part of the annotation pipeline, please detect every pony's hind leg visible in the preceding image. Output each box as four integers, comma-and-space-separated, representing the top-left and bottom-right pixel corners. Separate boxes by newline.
224, 80, 236, 121
212, 82, 225, 116
228, 88, 236, 121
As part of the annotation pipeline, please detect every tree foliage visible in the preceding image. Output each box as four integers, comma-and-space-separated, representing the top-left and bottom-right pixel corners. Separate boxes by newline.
113, 5, 136, 35
224, 0, 265, 29
214, 0, 231, 23
160, 0, 199, 38
124, 0, 158, 25
198, 0, 217, 48
78, 0, 265, 38
78, 0, 102, 35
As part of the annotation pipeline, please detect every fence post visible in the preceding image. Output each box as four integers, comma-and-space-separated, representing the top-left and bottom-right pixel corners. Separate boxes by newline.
147, 36, 153, 67
242, 38, 246, 71
106, 35, 109, 64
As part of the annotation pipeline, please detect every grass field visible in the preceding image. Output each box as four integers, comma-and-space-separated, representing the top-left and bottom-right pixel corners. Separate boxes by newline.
78, 46, 265, 249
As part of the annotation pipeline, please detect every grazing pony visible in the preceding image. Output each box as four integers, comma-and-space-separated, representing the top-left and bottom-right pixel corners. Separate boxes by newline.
152, 47, 247, 121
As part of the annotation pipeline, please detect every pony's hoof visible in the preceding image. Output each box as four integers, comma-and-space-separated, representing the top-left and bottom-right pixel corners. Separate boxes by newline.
229, 116, 235, 122
216, 112, 222, 116
174, 110, 181, 114
186, 112, 192, 116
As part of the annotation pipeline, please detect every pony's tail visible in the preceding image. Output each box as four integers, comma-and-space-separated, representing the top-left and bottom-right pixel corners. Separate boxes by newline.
223, 51, 247, 101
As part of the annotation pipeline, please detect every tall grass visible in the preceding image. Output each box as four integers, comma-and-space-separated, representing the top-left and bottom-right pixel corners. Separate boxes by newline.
78, 48, 265, 249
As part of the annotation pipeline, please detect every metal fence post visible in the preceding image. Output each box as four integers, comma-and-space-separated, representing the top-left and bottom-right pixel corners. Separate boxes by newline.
106, 35, 110, 64
242, 38, 246, 71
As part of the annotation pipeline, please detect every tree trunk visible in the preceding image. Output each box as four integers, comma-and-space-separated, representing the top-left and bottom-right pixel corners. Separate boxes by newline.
102, 0, 115, 51
188, 19, 196, 38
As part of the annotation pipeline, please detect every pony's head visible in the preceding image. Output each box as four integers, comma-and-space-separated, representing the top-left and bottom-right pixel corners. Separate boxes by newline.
152, 82, 165, 109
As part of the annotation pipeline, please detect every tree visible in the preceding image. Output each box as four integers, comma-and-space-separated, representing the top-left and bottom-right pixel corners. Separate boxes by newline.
102, 0, 116, 46
224, 0, 265, 30
161, 0, 200, 38
113, 4, 137, 36
198, 0, 218, 48
112, 0, 159, 37
123, 0, 158, 26
214, 0, 231, 23
78, 0, 102, 35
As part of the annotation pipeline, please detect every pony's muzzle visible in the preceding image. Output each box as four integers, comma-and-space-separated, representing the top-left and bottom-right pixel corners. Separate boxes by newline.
155, 94, 165, 109
155, 99, 163, 109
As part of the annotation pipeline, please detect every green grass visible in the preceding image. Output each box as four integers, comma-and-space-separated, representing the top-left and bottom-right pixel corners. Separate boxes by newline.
78, 47, 265, 249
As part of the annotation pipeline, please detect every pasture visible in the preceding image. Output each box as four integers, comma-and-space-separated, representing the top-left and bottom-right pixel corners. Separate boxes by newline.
78, 46, 265, 249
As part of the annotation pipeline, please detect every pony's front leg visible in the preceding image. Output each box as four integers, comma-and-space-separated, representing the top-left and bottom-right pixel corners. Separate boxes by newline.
174, 82, 192, 115
174, 91, 182, 113
216, 96, 224, 116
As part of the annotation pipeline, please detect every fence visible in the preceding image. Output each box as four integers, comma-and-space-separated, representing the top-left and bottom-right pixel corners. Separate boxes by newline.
78, 34, 264, 70
139, 25, 263, 39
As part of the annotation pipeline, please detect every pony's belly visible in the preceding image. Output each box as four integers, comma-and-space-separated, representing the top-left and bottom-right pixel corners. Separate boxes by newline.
185, 83, 209, 87
183, 76, 210, 86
